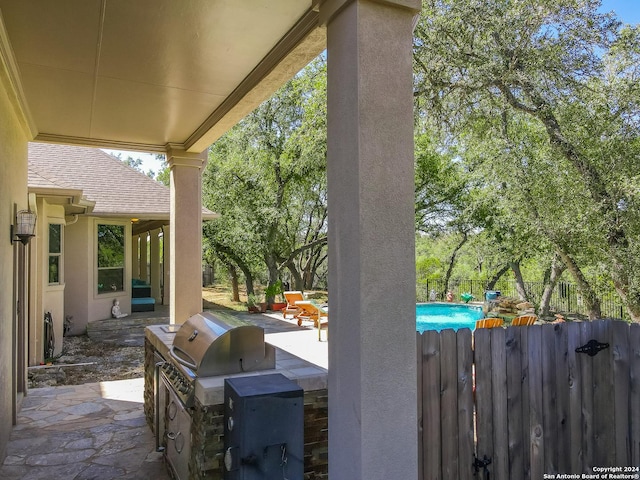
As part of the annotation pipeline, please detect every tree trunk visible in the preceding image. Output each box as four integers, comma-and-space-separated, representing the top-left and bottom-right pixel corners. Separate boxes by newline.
609, 260, 640, 322
499, 76, 635, 320
556, 248, 602, 320
211, 242, 255, 297
227, 263, 240, 302
307, 252, 328, 290
243, 270, 255, 298
278, 236, 328, 292
510, 260, 528, 301
486, 264, 510, 290
265, 253, 280, 304
443, 232, 468, 295
285, 262, 304, 291
539, 253, 566, 318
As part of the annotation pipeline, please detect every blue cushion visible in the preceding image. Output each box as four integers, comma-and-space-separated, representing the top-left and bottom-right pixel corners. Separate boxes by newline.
131, 297, 156, 305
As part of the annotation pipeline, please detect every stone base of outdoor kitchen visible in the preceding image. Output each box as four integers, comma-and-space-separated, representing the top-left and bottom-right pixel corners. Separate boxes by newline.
144, 325, 329, 480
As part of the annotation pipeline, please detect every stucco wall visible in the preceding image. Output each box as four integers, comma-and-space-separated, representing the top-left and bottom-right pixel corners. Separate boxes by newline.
0, 73, 30, 460
41, 202, 66, 359
65, 217, 132, 333
88, 218, 131, 324
28, 199, 68, 364
64, 216, 91, 335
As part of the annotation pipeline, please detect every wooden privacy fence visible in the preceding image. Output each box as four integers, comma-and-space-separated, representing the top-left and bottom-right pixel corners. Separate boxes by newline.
418, 319, 640, 480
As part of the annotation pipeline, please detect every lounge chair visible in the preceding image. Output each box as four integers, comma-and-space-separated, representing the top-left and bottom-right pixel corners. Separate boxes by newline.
475, 317, 504, 329
282, 291, 305, 319
511, 314, 537, 326
295, 300, 328, 330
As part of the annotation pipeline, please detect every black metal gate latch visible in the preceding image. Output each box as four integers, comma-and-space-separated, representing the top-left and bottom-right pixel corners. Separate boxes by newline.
473, 455, 492, 479
575, 339, 609, 357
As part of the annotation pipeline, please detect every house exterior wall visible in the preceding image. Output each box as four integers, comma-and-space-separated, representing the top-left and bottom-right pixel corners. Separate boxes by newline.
0, 70, 30, 461
64, 215, 91, 335
64, 216, 132, 334
88, 218, 132, 323
28, 200, 67, 364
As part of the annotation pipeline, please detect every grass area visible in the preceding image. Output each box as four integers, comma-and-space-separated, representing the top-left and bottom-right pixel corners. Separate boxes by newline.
202, 284, 249, 312
202, 283, 329, 311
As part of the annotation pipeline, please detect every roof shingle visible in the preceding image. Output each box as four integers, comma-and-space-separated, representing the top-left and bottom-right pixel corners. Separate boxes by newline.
28, 143, 215, 220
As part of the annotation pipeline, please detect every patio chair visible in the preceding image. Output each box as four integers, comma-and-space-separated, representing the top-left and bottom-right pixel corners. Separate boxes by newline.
475, 317, 504, 329
294, 300, 328, 330
511, 314, 537, 326
283, 291, 305, 319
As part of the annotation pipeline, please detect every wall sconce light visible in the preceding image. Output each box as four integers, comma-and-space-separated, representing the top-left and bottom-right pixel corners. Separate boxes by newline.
11, 209, 37, 245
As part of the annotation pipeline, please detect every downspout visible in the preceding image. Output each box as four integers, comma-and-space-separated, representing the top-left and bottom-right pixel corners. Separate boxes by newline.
65, 214, 79, 226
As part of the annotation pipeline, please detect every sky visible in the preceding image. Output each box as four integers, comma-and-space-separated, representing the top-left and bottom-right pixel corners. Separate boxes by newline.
102, 149, 164, 175
105, 0, 638, 174
599, 0, 640, 25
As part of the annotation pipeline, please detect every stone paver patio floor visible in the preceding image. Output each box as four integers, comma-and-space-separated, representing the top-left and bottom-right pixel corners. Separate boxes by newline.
0, 378, 168, 480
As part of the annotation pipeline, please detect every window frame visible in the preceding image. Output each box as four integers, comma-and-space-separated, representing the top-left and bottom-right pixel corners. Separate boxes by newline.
96, 222, 127, 295
48, 223, 63, 285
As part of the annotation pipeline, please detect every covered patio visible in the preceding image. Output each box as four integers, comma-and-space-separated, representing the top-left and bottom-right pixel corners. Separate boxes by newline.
0, 1, 420, 478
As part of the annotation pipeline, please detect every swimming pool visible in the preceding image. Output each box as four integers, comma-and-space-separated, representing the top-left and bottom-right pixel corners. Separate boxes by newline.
416, 303, 484, 332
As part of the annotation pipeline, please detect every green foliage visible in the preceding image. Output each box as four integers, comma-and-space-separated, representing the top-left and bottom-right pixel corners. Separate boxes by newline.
264, 280, 284, 302
97, 225, 124, 268
414, 132, 472, 234
413, 0, 640, 319
203, 57, 329, 291
155, 155, 169, 186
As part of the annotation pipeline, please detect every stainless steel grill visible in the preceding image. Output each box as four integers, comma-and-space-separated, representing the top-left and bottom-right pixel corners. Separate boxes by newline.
170, 312, 275, 377
154, 311, 276, 480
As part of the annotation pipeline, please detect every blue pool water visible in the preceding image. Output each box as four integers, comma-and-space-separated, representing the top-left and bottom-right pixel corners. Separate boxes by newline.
416, 303, 483, 332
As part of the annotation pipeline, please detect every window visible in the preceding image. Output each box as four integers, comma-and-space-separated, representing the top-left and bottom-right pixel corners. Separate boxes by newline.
97, 224, 125, 294
48, 224, 62, 284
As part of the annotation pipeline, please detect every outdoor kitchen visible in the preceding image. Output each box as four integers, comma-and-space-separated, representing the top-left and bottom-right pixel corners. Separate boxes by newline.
143, 312, 329, 480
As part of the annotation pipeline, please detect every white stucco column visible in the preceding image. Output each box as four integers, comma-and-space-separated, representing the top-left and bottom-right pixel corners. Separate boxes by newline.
149, 228, 161, 303
167, 146, 206, 324
139, 233, 148, 283
322, 0, 420, 478
131, 234, 139, 279
162, 226, 170, 306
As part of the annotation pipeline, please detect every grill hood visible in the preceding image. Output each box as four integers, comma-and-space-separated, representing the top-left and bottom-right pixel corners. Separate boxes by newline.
170, 312, 275, 377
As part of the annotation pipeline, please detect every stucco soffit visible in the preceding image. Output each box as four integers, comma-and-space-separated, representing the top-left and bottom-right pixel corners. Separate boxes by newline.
0, 10, 37, 139
186, 8, 325, 152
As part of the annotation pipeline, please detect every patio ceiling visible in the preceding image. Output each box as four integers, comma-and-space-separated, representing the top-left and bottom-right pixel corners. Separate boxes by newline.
0, 0, 324, 153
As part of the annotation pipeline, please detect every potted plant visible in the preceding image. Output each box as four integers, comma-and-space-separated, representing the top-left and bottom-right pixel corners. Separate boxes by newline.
265, 281, 287, 311
247, 293, 261, 313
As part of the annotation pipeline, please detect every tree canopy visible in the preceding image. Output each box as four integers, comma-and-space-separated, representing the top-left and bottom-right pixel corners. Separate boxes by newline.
202, 58, 328, 298
413, 0, 640, 320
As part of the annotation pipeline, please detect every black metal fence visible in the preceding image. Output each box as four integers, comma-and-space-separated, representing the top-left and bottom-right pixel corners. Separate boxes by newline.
418, 278, 627, 321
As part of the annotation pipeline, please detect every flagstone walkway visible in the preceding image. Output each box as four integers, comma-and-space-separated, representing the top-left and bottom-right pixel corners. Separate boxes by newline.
0, 379, 167, 480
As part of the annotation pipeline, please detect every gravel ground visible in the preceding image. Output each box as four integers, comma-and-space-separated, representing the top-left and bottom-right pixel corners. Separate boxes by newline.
28, 335, 145, 388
